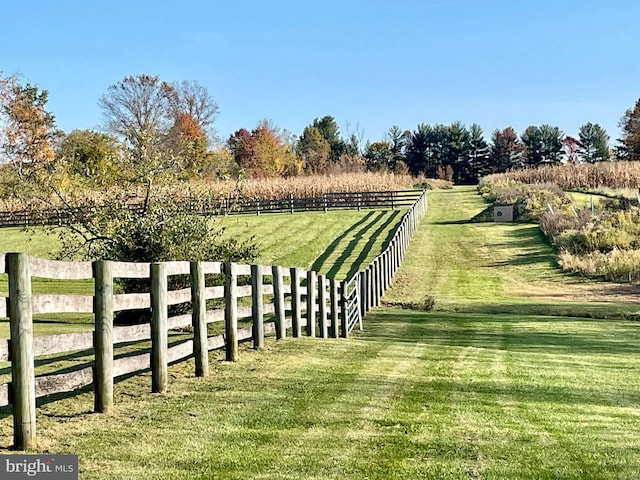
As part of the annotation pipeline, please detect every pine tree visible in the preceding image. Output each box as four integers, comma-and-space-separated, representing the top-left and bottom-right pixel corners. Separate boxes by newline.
618, 99, 640, 160
578, 122, 610, 162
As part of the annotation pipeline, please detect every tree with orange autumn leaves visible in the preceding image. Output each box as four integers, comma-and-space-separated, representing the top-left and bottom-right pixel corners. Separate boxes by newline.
0, 73, 58, 179
228, 120, 302, 177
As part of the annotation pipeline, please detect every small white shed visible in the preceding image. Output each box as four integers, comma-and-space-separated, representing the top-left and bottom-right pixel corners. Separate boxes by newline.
493, 205, 514, 222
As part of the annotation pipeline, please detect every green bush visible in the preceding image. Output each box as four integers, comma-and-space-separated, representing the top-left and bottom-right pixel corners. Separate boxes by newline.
551, 208, 640, 255
479, 178, 570, 221
56, 192, 258, 324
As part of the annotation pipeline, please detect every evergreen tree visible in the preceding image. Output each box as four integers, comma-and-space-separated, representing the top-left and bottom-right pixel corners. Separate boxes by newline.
386, 125, 410, 171
578, 122, 610, 162
521, 124, 563, 166
468, 123, 490, 180
445, 121, 471, 183
618, 98, 640, 161
297, 126, 330, 173
311, 115, 345, 163
405, 124, 431, 176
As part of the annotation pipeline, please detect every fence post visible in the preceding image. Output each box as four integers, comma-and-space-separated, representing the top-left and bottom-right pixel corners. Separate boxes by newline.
357, 274, 364, 330
256, 199, 261, 216
340, 280, 348, 338
251, 264, 264, 349
7, 252, 36, 449
224, 262, 238, 361
384, 251, 391, 290
306, 270, 317, 337
375, 258, 382, 306
367, 264, 375, 310
318, 275, 328, 338
360, 269, 368, 317
381, 253, 387, 292
151, 262, 168, 393
330, 278, 339, 338
290, 193, 294, 214
323, 193, 328, 213
291, 267, 302, 338
94, 260, 114, 413
190, 261, 208, 377
272, 265, 285, 339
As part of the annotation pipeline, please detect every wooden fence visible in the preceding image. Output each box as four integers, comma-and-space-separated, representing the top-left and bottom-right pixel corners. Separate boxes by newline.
0, 189, 428, 449
0, 190, 422, 227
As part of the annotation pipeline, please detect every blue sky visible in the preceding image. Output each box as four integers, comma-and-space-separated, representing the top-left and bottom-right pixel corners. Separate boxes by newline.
2, 0, 638, 144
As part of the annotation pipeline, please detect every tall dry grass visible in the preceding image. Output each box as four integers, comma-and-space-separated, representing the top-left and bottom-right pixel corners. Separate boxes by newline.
0, 172, 425, 212
482, 162, 640, 191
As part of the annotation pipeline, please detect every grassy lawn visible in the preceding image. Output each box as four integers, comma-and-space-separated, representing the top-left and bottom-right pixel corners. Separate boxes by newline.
0, 209, 402, 337
1, 187, 639, 479
390, 186, 640, 320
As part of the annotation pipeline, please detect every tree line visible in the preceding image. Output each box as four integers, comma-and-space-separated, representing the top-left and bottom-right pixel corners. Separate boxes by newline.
2, 72, 640, 188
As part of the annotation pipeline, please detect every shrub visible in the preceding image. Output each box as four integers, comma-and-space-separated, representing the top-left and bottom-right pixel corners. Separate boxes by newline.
479, 177, 570, 221
56, 191, 258, 324
539, 210, 593, 242
558, 248, 640, 282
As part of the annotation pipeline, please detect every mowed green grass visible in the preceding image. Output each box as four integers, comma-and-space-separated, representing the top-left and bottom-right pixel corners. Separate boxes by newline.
0, 209, 402, 338
390, 186, 640, 320
1, 187, 638, 479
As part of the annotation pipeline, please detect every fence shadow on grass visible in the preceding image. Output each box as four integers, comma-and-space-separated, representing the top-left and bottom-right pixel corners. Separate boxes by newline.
339, 211, 401, 281
312, 211, 396, 278
361, 310, 640, 356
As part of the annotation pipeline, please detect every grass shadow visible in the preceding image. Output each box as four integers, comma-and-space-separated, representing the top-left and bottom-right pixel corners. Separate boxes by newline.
312, 211, 394, 278
310, 211, 377, 274
362, 310, 640, 355
342, 211, 401, 280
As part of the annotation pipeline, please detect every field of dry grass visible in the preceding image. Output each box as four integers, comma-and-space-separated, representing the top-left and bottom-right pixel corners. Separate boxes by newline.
483, 161, 640, 191
0, 172, 427, 212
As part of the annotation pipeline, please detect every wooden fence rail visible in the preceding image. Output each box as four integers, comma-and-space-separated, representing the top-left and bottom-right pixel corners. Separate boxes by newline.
0, 190, 422, 228
0, 189, 428, 449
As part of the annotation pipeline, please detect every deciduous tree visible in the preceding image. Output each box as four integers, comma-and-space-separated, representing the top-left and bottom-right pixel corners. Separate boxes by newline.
99, 75, 218, 180
55, 129, 122, 185
490, 127, 524, 172
228, 121, 301, 177
364, 141, 394, 171
0, 76, 58, 178
562, 136, 580, 164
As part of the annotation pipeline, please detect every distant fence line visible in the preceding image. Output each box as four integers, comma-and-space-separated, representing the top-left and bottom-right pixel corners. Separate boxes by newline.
0, 189, 428, 449
0, 190, 422, 227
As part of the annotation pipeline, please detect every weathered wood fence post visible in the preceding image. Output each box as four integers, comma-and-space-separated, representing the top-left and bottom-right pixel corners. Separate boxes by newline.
291, 267, 302, 338
330, 278, 339, 338
340, 280, 348, 338
190, 261, 208, 377
306, 270, 317, 337
361, 268, 369, 316
272, 265, 285, 339
7, 252, 36, 449
151, 262, 168, 393
224, 262, 238, 361
94, 260, 114, 413
318, 274, 328, 339
251, 264, 264, 349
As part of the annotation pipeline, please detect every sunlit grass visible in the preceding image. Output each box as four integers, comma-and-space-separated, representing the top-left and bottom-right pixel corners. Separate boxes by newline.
0, 187, 639, 479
